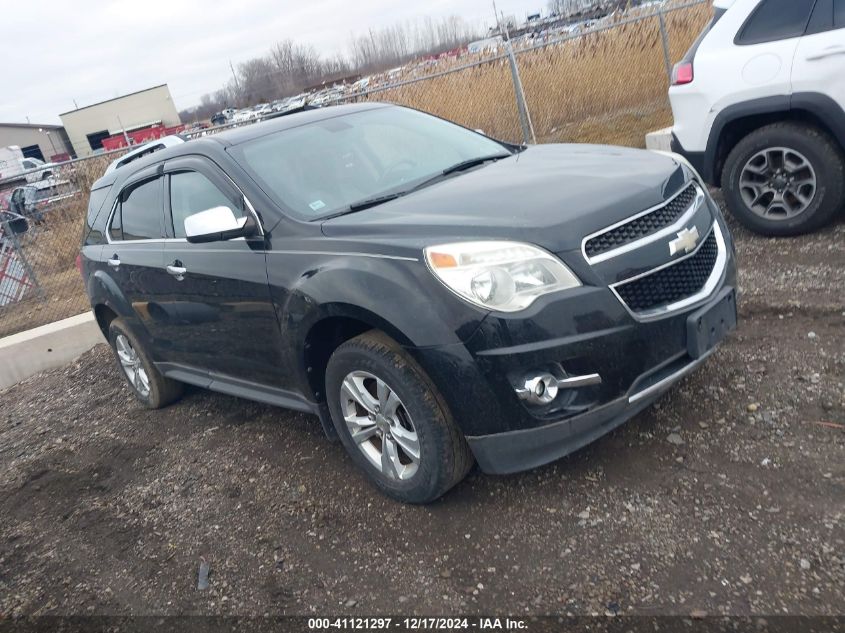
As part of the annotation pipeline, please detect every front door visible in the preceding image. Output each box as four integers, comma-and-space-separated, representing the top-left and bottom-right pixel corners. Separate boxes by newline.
156, 156, 285, 387
792, 0, 845, 113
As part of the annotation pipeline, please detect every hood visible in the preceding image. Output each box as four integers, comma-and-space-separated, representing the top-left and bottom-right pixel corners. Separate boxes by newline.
321, 144, 687, 253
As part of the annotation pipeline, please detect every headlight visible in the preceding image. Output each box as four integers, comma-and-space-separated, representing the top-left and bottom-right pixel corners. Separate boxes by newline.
424, 241, 581, 312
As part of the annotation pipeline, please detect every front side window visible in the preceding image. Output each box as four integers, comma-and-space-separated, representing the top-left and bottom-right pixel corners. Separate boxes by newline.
110, 178, 162, 241
169, 171, 241, 238
231, 106, 511, 220
807, 0, 834, 33
736, 0, 814, 45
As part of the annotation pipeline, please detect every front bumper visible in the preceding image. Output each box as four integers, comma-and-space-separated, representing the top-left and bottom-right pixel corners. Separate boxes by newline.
466, 344, 720, 474
408, 212, 737, 475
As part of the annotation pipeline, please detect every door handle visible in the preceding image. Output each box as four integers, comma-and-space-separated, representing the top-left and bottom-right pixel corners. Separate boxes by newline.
807, 47, 845, 61
107, 256, 120, 268
166, 264, 187, 280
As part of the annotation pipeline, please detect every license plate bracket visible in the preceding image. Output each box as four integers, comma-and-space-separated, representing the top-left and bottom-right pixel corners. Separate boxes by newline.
686, 287, 737, 359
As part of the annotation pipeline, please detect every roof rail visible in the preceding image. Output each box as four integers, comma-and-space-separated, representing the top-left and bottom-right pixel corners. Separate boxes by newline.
104, 135, 187, 174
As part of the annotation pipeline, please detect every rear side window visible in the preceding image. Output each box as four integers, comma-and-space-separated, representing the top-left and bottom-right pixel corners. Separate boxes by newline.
736, 0, 814, 45
110, 178, 163, 241
835, 0, 844, 26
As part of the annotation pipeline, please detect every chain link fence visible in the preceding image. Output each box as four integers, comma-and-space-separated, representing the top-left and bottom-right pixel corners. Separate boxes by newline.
0, 154, 123, 337
0, 0, 710, 339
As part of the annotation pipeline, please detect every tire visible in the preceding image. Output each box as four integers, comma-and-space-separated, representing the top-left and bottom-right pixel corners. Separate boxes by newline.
721, 122, 845, 236
108, 318, 183, 409
325, 331, 473, 504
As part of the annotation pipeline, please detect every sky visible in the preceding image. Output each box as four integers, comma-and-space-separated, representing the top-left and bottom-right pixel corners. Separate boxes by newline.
4, 0, 541, 125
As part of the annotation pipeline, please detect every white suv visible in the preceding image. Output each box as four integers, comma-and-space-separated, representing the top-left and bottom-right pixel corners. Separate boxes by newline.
669, 0, 845, 235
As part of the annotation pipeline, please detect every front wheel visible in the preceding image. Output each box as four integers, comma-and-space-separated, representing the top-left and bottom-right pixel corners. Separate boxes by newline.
325, 331, 473, 504
721, 122, 845, 236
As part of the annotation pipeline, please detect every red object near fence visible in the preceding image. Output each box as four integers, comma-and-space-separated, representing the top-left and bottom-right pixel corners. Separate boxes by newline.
101, 123, 187, 151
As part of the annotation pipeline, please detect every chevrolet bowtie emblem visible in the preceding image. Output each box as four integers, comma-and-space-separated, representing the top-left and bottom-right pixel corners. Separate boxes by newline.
669, 226, 700, 256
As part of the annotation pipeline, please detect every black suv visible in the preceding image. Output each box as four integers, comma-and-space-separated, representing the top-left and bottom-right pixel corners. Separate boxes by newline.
80, 103, 737, 503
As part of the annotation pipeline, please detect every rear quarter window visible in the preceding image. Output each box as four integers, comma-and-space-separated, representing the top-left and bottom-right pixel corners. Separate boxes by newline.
83, 185, 112, 246
736, 0, 815, 45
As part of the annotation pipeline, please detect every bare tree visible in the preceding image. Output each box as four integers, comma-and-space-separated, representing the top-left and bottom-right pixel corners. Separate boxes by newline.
184, 14, 481, 115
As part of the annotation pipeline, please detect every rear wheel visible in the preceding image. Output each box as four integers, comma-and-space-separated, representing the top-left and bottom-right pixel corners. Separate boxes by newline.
721, 122, 845, 236
108, 318, 183, 408
325, 331, 473, 504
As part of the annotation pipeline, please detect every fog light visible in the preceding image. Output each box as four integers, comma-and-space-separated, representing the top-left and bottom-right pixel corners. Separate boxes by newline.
521, 373, 558, 405
515, 371, 602, 405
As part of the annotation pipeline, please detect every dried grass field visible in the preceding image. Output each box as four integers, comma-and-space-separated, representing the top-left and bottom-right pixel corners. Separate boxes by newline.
357, 3, 710, 147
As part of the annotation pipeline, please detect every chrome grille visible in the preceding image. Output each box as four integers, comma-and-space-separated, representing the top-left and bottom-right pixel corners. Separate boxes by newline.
613, 229, 719, 313
584, 183, 699, 259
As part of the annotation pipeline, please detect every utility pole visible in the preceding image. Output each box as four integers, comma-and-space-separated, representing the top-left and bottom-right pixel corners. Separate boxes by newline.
229, 59, 241, 95
116, 115, 131, 146
39, 128, 59, 158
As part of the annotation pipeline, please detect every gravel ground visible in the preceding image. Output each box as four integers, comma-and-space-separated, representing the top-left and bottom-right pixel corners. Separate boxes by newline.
0, 209, 843, 618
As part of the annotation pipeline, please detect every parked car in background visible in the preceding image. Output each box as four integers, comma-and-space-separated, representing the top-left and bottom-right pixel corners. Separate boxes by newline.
669, 0, 845, 235
79, 104, 737, 503
232, 109, 256, 123
283, 95, 308, 111
253, 103, 273, 117
7, 179, 78, 223
0, 146, 55, 184
210, 112, 228, 126
0, 209, 29, 238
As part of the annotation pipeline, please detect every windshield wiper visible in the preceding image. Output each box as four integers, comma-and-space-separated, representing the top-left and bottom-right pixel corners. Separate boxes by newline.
318, 192, 405, 220
321, 153, 512, 220
405, 153, 513, 195
440, 153, 512, 176
347, 192, 403, 212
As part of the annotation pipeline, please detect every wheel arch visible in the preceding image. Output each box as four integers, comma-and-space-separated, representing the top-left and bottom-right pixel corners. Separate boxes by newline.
300, 305, 415, 405
93, 303, 119, 339
707, 93, 845, 187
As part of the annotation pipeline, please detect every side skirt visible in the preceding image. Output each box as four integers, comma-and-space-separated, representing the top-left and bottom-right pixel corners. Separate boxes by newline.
156, 363, 339, 441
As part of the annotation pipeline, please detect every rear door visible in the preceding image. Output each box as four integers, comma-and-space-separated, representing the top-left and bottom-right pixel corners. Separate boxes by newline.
104, 168, 170, 351
728, 0, 814, 96
792, 0, 845, 110
158, 156, 285, 387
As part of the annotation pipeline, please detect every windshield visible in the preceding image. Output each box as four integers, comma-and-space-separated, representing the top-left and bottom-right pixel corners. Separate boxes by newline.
231, 106, 512, 220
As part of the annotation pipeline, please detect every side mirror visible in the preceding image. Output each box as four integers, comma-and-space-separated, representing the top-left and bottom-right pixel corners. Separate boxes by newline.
184, 206, 258, 244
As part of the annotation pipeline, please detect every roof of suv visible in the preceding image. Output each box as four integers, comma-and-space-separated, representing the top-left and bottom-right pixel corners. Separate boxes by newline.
91, 102, 390, 191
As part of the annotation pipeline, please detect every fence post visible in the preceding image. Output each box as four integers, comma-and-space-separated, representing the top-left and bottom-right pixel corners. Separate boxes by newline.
504, 42, 536, 145
657, 6, 673, 82
1, 220, 45, 302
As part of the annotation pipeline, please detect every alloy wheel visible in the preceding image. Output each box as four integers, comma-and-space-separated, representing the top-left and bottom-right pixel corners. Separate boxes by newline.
340, 370, 420, 480
739, 147, 817, 220
115, 334, 150, 398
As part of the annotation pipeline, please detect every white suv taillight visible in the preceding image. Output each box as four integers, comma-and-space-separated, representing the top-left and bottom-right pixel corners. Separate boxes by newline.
671, 61, 694, 86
